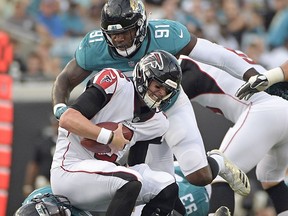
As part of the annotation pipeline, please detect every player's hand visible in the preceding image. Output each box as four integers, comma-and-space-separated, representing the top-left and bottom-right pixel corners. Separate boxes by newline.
108, 123, 129, 154
236, 74, 269, 100
53, 103, 68, 120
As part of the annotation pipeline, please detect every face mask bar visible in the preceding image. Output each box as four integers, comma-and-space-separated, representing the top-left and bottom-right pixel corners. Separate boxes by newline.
32, 194, 72, 216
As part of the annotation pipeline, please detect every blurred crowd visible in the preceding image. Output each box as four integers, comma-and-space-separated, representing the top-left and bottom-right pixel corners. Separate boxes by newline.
0, 0, 104, 82
0, 0, 287, 83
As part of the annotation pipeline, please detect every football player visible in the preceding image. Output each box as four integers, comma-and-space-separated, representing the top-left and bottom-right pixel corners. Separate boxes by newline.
51, 50, 183, 216
179, 53, 288, 216
52, 0, 251, 203
16, 183, 228, 216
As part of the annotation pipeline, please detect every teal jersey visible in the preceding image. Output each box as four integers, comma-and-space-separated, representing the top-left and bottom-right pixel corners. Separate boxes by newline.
265, 82, 288, 101
23, 186, 92, 216
75, 19, 190, 77
175, 164, 209, 216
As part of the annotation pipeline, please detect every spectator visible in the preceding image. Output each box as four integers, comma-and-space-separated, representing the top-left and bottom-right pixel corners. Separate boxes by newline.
35, 0, 66, 39
61, 1, 86, 37
9, 38, 28, 81
5, 0, 37, 34
82, 0, 106, 32
0, 0, 14, 19
266, 0, 288, 49
242, 34, 267, 65
217, 23, 240, 50
222, 0, 247, 45
164, 0, 204, 37
202, 5, 222, 43
35, 39, 62, 79
20, 51, 48, 82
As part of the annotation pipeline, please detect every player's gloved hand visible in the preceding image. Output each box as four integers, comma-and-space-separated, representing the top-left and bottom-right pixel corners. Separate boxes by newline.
236, 74, 269, 100
236, 67, 285, 100
53, 103, 68, 120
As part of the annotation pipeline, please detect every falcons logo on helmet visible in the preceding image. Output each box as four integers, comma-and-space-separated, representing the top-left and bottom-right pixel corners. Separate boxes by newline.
143, 52, 164, 71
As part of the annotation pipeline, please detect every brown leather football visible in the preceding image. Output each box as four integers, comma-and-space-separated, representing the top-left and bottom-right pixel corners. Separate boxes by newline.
80, 122, 133, 153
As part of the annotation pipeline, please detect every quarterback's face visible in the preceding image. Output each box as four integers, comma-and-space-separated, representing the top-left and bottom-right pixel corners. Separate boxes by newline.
109, 28, 137, 51
147, 80, 170, 102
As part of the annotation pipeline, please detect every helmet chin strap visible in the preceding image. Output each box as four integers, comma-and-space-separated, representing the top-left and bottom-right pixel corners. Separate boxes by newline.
115, 44, 137, 57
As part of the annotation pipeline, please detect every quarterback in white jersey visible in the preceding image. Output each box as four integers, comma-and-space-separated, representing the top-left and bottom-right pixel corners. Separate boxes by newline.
180, 52, 288, 215
51, 50, 184, 216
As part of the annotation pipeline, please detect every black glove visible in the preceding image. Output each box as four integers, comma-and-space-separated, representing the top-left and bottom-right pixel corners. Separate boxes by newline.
236, 74, 269, 100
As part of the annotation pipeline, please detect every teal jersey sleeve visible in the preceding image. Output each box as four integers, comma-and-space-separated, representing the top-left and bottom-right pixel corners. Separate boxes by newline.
175, 164, 209, 216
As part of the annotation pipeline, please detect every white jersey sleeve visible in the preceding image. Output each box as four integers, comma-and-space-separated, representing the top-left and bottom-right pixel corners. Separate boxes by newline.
188, 38, 255, 79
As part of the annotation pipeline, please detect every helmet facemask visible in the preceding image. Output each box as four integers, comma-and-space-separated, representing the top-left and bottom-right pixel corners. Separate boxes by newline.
32, 194, 72, 216
143, 79, 177, 110
133, 50, 182, 111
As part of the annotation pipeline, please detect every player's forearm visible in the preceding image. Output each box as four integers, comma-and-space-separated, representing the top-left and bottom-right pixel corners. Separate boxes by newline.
52, 58, 88, 106
59, 108, 102, 140
189, 38, 258, 80
52, 72, 73, 106
52, 74, 72, 119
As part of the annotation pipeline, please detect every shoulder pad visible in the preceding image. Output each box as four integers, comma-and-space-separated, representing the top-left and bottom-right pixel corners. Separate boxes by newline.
89, 68, 130, 95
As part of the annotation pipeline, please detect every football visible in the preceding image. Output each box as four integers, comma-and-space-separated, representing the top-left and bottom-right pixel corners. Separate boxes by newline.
80, 122, 133, 153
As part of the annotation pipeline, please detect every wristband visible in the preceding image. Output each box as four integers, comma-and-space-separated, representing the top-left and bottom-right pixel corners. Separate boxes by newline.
97, 128, 113, 144
264, 67, 285, 87
53, 103, 67, 115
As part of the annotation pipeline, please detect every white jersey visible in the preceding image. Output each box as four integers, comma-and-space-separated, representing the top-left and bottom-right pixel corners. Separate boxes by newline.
180, 55, 271, 123
52, 68, 168, 169
50, 68, 174, 211
180, 55, 288, 182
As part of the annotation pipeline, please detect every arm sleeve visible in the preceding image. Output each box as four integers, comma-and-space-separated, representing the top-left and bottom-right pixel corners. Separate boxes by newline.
188, 38, 253, 79
70, 86, 107, 119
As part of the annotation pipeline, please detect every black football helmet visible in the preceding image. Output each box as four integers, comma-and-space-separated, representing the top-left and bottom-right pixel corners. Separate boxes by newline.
133, 50, 182, 111
14, 193, 72, 216
101, 0, 147, 56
